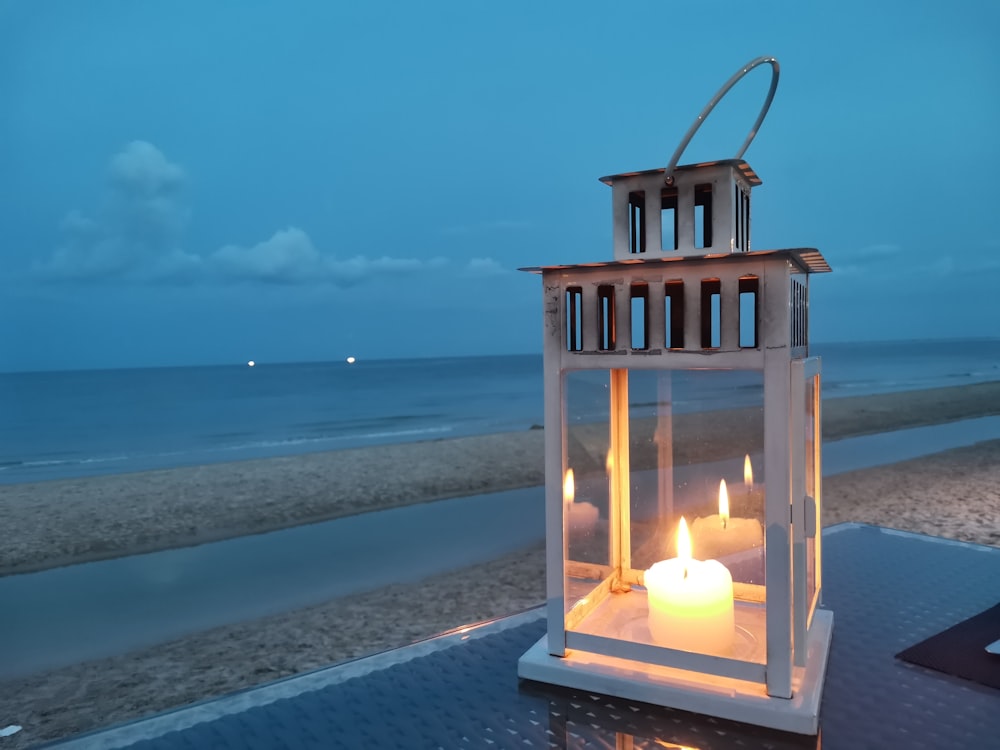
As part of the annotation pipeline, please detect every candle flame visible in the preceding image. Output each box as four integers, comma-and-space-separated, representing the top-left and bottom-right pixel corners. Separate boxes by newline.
744, 454, 753, 488
606, 450, 614, 474
677, 516, 691, 562
563, 469, 575, 504
719, 479, 729, 529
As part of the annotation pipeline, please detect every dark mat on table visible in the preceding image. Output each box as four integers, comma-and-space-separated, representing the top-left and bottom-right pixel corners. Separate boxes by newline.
896, 603, 1000, 689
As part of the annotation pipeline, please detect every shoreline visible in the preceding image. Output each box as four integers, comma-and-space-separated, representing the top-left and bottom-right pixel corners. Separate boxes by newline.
3, 380, 1000, 576
2, 436, 999, 749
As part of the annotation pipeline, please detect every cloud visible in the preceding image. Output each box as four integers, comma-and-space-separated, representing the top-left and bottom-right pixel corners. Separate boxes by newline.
829, 242, 903, 277
911, 249, 1000, 278
324, 254, 449, 286
464, 257, 508, 276
107, 140, 185, 197
32, 142, 453, 288
33, 141, 191, 282
832, 243, 1000, 281
206, 228, 449, 286
209, 228, 324, 284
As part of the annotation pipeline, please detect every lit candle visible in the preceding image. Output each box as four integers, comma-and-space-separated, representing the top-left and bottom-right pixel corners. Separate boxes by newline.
645, 517, 735, 656
563, 469, 598, 534
744, 454, 765, 517
690, 479, 763, 560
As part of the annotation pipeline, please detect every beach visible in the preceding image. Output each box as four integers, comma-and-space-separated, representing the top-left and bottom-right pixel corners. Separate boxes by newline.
2, 381, 999, 748
3, 380, 999, 577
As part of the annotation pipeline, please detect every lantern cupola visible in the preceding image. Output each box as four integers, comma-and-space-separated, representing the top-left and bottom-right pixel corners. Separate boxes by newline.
605, 158, 759, 260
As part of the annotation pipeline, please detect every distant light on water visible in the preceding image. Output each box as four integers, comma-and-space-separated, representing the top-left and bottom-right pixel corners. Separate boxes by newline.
346, 356, 356, 364
247, 360, 255, 367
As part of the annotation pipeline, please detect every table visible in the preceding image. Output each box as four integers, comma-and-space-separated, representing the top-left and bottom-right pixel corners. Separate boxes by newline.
52, 524, 1000, 749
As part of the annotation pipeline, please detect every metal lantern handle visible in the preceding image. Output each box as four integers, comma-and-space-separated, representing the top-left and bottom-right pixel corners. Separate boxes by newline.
663, 56, 780, 185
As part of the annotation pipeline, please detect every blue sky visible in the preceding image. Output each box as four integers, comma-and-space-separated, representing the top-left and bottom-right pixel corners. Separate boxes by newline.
2, 1, 998, 371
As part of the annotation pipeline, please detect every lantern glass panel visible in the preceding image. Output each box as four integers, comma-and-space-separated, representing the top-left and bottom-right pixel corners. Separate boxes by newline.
805, 371, 820, 622
563, 370, 613, 615
624, 370, 765, 578
561, 367, 768, 663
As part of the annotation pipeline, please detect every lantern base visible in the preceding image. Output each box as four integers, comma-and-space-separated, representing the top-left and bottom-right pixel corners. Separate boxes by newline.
518, 609, 833, 735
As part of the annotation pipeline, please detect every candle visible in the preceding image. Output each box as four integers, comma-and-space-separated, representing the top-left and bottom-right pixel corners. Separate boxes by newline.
563, 468, 599, 534
568, 502, 599, 533
691, 479, 763, 560
645, 517, 735, 656
743, 454, 765, 517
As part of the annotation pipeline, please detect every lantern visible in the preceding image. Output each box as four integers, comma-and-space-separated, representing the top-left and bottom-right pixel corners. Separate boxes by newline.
518, 58, 833, 735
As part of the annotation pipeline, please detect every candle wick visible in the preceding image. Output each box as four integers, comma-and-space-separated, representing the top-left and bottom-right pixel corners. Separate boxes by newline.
683, 565, 688, 580
722, 517, 727, 530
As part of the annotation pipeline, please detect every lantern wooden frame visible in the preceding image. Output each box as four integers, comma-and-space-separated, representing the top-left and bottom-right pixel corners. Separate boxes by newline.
518, 159, 833, 735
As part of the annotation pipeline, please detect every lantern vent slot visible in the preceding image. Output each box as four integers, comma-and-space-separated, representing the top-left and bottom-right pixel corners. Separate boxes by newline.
701, 278, 722, 349
734, 183, 752, 252
660, 188, 678, 251
790, 278, 807, 348
630, 284, 649, 350
739, 275, 759, 348
743, 186, 751, 250
566, 287, 583, 352
598, 285, 616, 350
735, 184, 744, 250
628, 191, 646, 254
665, 280, 685, 349
694, 183, 713, 249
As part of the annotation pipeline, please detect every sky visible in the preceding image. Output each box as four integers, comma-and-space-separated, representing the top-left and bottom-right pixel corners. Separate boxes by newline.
1, 1, 998, 372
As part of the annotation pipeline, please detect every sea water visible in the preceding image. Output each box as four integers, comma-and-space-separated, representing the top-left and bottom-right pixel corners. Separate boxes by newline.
1, 338, 998, 485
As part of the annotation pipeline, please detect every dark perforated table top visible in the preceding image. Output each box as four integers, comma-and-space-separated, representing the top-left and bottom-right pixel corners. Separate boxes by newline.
50, 524, 1000, 750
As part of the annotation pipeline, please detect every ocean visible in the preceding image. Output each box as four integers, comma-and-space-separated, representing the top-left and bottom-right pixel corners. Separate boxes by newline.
1, 338, 998, 485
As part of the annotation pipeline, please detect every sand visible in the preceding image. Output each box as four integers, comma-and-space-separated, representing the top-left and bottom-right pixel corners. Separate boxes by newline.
1, 381, 999, 748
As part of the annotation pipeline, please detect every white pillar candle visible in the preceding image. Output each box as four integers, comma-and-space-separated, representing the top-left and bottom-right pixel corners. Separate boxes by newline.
562, 468, 599, 534
690, 516, 763, 559
567, 501, 599, 534
645, 517, 735, 656
690, 479, 763, 559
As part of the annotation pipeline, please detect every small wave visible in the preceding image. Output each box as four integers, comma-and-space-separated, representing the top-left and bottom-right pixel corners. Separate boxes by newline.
11, 458, 72, 468
218, 425, 455, 452
339, 425, 454, 442
825, 380, 884, 391
78, 455, 130, 465
214, 436, 335, 451
39, 455, 127, 467
292, 414, 446, 432
948, 370, 998, 379
1, 425, 458, 482
0, 454, 129, 473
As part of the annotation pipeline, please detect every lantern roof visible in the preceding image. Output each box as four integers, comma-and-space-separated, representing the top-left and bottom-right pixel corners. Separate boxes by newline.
598, 159, 762, 188
520, 247, 831, 275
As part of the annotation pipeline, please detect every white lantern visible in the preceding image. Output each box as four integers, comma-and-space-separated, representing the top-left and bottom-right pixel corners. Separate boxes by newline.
518, 57, 833, 735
